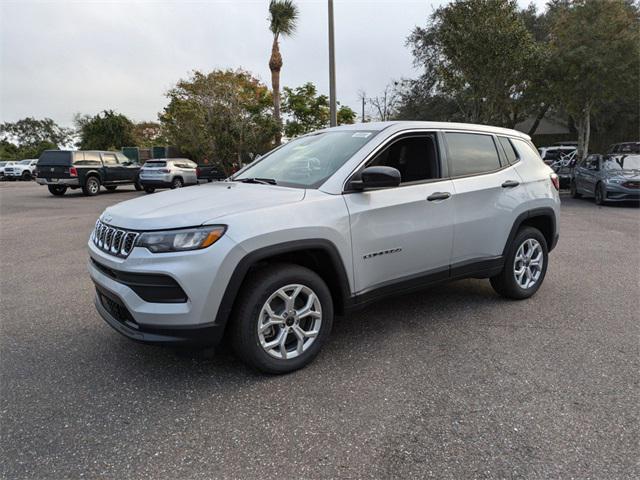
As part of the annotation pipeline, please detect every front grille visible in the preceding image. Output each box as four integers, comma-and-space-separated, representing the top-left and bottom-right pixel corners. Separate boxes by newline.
91, 219, 139, 257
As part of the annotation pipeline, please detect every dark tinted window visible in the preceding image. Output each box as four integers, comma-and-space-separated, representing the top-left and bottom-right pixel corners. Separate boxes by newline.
144, 161, 167, 167
102, 153, 118, 165
38, 151, 72, 165
498, 137, 518, 164
446, 133, 501, 176
368, 135, 439, 184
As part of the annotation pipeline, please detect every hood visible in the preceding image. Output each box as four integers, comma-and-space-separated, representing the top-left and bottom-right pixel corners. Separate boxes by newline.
101, 182, 306, 230
605, 170, 640, 180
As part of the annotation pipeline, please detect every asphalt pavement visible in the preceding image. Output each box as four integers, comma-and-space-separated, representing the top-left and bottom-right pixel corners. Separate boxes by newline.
1, 181, 638, 479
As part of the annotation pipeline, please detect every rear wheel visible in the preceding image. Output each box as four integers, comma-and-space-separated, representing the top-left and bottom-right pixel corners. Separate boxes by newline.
490, 226, 548, 300
47, 185, 67, 196
594, 182, 607, 205
105, 185, 117, 191
82, 176, 101, 196
570, 180, 581, 198
171, 177, 184, 189
144, 186, 155, 194
230, 264, 333, 374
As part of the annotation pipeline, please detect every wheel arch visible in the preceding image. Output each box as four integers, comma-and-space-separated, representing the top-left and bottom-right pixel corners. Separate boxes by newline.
502, 207, 558, 255
214, 239, 351, 329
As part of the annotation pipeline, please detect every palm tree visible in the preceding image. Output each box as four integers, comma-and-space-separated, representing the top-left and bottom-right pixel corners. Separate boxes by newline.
268, 0, 299, 145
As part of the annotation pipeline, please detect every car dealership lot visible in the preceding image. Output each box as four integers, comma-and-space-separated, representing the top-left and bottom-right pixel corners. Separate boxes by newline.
1, 182, 638, 479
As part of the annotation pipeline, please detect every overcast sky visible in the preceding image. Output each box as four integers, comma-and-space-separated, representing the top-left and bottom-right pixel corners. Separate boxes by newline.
1, 0, 546, 127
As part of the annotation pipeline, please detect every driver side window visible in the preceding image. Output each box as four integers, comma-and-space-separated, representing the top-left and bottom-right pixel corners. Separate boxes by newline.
368, 134, 440, 184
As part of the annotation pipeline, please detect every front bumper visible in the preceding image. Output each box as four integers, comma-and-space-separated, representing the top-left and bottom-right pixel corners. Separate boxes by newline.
604, 184, 640, 202
88, 232, 245, 347
36, 177, 80, 186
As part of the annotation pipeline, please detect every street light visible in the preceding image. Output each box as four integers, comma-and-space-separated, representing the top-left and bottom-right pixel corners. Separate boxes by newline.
328, 0, 337, 126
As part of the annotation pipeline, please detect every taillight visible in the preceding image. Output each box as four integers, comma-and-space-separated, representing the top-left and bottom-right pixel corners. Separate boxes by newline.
550, 173, 559, 191
159, 169, 170, 173
196, 167, 201, 177
69, 167, 78, 177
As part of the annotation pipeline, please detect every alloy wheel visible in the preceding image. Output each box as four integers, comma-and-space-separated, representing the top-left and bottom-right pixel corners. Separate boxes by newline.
513, 238, 543, 289
257, 284, 322, 360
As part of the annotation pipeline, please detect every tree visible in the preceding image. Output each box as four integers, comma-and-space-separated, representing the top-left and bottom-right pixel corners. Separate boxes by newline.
75, 110, 136, 150
369, 84, 400, 121
281, 82, 356, 138
133, 121, 164, 147
404, 0, 543, 127
0, 117, 73, 160
548, 0, 640, 159
268, 0, 299, 145
160, 69, 278, 173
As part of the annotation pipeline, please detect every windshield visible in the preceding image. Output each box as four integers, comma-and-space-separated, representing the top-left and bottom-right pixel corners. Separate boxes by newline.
234, 130, 378, 188
603, 155, 640, 171
19, 159, 32, 164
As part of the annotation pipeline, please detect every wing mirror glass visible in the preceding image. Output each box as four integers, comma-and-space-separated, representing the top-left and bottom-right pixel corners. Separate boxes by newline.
350, 166, 401, 191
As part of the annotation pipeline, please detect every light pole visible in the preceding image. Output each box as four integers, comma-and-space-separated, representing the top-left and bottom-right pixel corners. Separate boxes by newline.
328, 0, 337, 126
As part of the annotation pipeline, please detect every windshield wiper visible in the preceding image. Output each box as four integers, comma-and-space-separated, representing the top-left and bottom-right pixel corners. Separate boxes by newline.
237, 177, 277, 185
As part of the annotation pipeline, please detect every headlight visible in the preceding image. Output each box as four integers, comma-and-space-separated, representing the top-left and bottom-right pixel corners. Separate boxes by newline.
136, 226, 226, 253
606, 178, 623, 184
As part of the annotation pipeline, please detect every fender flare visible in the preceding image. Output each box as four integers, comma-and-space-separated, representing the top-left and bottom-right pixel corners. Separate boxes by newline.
213, 239, 351, 327
502, 207, 558, 256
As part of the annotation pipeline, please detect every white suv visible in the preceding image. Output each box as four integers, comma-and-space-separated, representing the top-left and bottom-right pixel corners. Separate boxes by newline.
4, 159, 38, 180
138, 158, 199, 193
89, 122, 560, 373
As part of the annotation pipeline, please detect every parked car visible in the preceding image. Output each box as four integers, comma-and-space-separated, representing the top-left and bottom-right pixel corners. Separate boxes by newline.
138, 158, 199, 193
197, 165, 226, 182
571, 153, 640, 204
0, 161, 16, 180
4, 159, 38, 180
538, 145, 576, 165
36, 150, 142, 196
88, 121, 560, 373
607, 142, 640, 155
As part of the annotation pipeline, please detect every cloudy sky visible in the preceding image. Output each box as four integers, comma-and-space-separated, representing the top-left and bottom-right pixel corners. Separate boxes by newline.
1, 0, 546, 127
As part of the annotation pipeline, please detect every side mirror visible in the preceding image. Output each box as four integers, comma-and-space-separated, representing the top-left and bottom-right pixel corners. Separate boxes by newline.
350, 166, 401, 190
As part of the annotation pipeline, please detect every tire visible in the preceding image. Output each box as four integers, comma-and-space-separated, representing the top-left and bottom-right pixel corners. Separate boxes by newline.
207, 178, 213, 183
144, 186, 155, 194
490, 226, 549, 300
47, 185, 67, 196
105, 186, 117, 191
171, 177, 184, 189
570, 180, 581, 198
22, 171, 31, 181
594, 182, 607, 205
134, 181, 143, 191
82, 176, 101, 196
230, 264, 334, 374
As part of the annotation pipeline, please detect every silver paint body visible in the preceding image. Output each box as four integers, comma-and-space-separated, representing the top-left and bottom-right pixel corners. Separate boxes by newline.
138, 158, 198, 187
88, 121, 560, 329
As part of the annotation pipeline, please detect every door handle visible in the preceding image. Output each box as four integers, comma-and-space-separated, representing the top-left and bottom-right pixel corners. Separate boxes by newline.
427, 192, 451, 201
501, 180, 520, 188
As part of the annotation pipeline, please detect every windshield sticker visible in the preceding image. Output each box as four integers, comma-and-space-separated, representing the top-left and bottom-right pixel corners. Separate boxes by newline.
352, 132, 372, 138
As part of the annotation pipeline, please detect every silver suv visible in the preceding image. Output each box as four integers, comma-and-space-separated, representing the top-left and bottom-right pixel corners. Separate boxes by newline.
89, 122, 560, 373
139, 158, 198, 193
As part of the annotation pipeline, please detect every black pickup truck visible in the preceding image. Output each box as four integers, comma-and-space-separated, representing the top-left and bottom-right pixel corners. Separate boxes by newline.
197, 165, 226, 182
36, 150, 142, 196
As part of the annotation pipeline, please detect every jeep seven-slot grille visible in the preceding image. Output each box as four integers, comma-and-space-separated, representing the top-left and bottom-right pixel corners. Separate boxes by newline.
91, 219, 139, 257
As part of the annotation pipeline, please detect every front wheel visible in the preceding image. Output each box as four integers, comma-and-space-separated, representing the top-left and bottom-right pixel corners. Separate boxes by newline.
171, 177, 184, 189
490, 226, 548, 300
47, 185, 67, 196
144, 186, 155, 194
594, 183, 607, 206
82, 176, 101, 196
22, 171, 32, 181
230, 264, 334, 374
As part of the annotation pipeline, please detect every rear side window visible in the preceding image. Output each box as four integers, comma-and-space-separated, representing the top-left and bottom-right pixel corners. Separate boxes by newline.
446, 133, 501, 177
145, 161, 166, 167
498, 137, 519, 164
102, 153, 118, 165
38, 151, 72, 165
74, 152, 102, 166
511, 138, 544, 164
